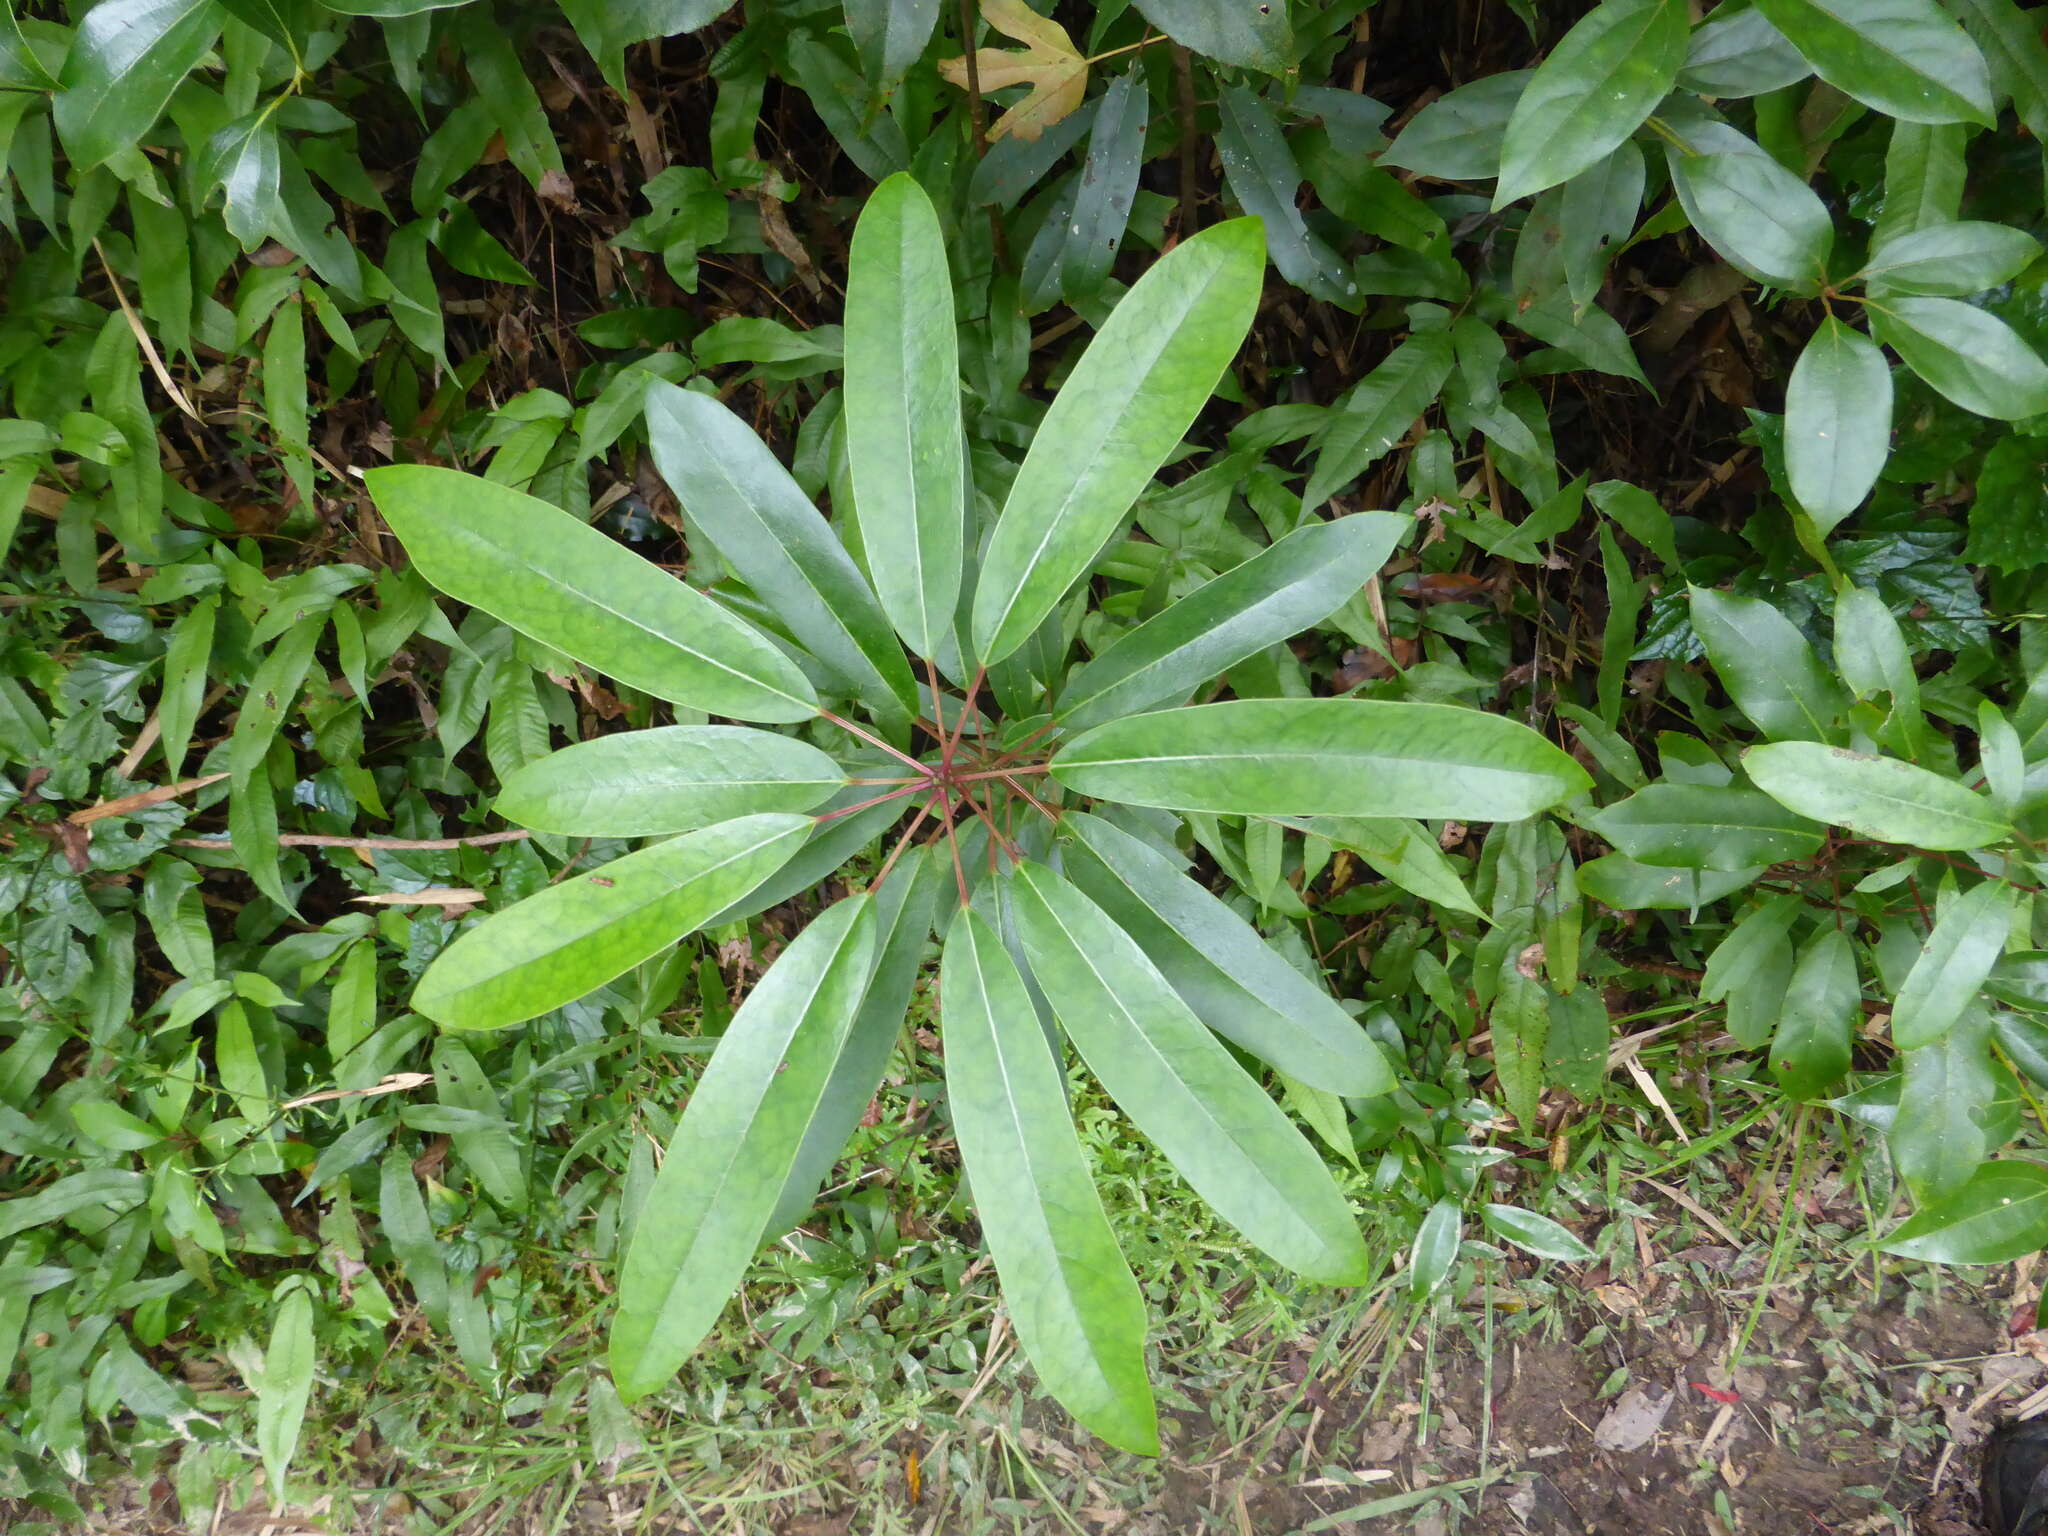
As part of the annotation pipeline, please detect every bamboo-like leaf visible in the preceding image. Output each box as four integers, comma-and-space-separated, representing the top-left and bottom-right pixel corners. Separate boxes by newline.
1744, 742, 2011, 850
610, 895, 877, 1400
495, 727, 845, 837
365, 466, 817, 723
1007, 863, 1371, 1284
941, 906, 1159, 1454
413, 814, 812, 1030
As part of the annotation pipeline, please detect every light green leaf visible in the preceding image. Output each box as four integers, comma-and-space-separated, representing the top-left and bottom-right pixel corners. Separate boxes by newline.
941, 907, 1159, 1455
1128, 0, 1289, 70
1890, 880, 2015, 1049
1862, 220, 2040, 296
1701, 893, 1801, 1047
1948, 0, 2048, 138
1872, 120, 1966, 247
972, 219, 1265, 665
1744, 742, 2011, 849
1665, 135, 1833, 292
1480, 1203, 1595, 1262
0, 1169, 147, 1241
1053, 700, 1591, 821
645, 382, 917, 717
1493, 0, 1687, 206
1491, 963, 1547, 1129
365, 466, 817, 723
1008, 864, 1370, 1284
1688, 586, 1848, 743
1769, 927, 1858, 1100
431, 1038, 527, 1210
495, 727, 844, 837
1679, 5, 1812, 95
1059, 516, 1404, 733
1870, 295, 2048, 419
1878, 1159, 2048, 1263
610, 895, 876, 1400
1379, 72, 1531, 181
1059, 812, 1394, 1096
1409, 1200, 1463, 1297
256, 1288, 314, 1498
844, 173, 967, 660
1784, 317, 1892, 534
413, 814, 811, 1030
1891, 1004, 2004, 1202
1302, 333, 1457, 509
1304, 816, 1485, 917
1588, 782, 1823, 870
1751, 0, 1992, 124
53, 0, 223, 171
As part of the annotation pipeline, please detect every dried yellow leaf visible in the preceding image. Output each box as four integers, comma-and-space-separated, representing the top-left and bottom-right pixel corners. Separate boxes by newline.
939, 0, 1089, 143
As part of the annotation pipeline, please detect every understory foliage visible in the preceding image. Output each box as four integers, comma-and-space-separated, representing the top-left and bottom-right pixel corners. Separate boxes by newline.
3, 0, 2048, 1516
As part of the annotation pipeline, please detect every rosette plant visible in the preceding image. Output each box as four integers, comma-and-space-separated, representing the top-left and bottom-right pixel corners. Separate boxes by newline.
364, 175, 1589, 1450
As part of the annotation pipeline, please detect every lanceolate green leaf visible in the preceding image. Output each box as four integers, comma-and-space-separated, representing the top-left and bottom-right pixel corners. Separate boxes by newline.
611, 896, 876, 1401
1744, 742, 2012, 850
844, 173, 966, 661
494, 727, 845, 837
1861, 221, 2040, 296
941, 907, 1159, 1455
1687, 587, 1849, 743
1664, 137, 1833, 292
412, 814, 811, 1030
1059, 812, 1394, 1097
1587, 783, 1824, 870
1891, 1004, 2004, 1202
1380, 72, 1531, 181
53, 0, 224, 171
1008, 863, 1371, 1284
1890, 880, 2015, 1050
1869, 296, 2048, 420
1302, 332, 1457, 509
1053, 699, 1592, 821
1492, 0, 1687, 207
1769, 927, 1858, 1100
1058, 516, 1404, 733
1879, 1160, 2048, 1263
255, 1288, 314, 1498
1216, 84, 1351, 305
1948, 0, 2048, 138
644, 382, 917, 716
1751, 0, 1993, 124
703, 786, 909, 929
365, 466, 817, 723
972, 219, 1264, 666
1784, 317, 1892, 535
1066, 73, 1151, 301
1300, 816, 1485, 917
1678, 5, 1812, 96
1481, 1203, 1595, 1262
1872, 121, 1966, 246
1128, 0, 1289, 71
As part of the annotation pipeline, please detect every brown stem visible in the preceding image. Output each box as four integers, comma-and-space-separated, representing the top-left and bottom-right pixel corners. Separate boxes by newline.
819, 709, 931, 776
946, 665, 987, 768
1000, 770, 1060, 826
872, 796, 937, 892
938, 786, 972, 905
816, 783, 922, 824
953, 763, 1053, 783
1172, 43, 1199, 239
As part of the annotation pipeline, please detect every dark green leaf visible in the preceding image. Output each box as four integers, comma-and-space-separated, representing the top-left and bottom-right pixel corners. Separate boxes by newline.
1870, 295, 2048, 419
1379, 72, 1531, 181
1664, 134, 1833, 292
1216, 84, 1351, 305
1768, 928, 1858, 1100
1878, 1160, 2048, 1263
1784, 317, 1892, 534
1948, 0, 2048, 138
1128, 0, 1289, 71
1065, 72, 1149, 301
1891, 1004, 2003, 1202
1302, 333, 1457, 509
1890, 880, 2015, 1050
846, 0, 940, 91
1752, 0, 1992, 124
53, 0, 223, 171
1679, 5, 1812, 95
1688, 586, 1849, 743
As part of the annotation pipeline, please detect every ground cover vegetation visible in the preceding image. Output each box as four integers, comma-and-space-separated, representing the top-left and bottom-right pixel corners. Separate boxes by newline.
4, 0, 2048, 1527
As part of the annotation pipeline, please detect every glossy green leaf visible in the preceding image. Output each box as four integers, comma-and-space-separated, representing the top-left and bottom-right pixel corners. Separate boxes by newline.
1784, 317, 1892, 534
1744, 742, 2011, 850
255, 1288, 314, 1497
1873, 120, 1966, 247
703, 786, 910, 929
1059, 812, 1394, 1097
1128, 0, 1289, 70
1217, 84, 1350, 305
1053, 699, 1592, 821
1493, 0, 1687, 206
1059, 516, 1403, 733
1769, 928, 1858, 1101
1891, 1004, 2003, 1202
843, 173, 966, 660
941, 907, 1158, 1455
1995, 1007, 2048, 1072
846, 0, 940, 91
1665, 136, 1833, 292
1948, 0, 2048, 138
1688, 587, 1848, 743
1066, 72, 1149, 302
1878, 1159, 2048, 1263
1588, 782, 1823, 870
972, 219, 1265, 665
1870, 295, 2048, 419
610, 896, 876, 1400
364, 466, 817, 723
1678, 5, 1812, 95
1751, 0, 1992, 124
1008, 863, 1370, 1284
53, 0, 223, 171
1302, 332, 1457, 509
496, 727, 844, 837
1862, 221, 2040, 296
645, 382, 916, 717
1380, 72, 1531, 181
1890, 880, 2015, 1050
1409, 1200, 1463, 1297
413, 814, 811, 1030
1480, 1203, 1595, 1262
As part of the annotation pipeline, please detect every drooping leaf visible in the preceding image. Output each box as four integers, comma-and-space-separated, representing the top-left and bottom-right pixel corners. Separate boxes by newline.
1302, 332, 1457, 510
1891, 1004, 2005, 1202
1869, 295, 2048, 419
611, 896, 876, 1399
941, 907, 1159, 1454
412, 814, 812, 1030
939, 0, 1087, 144
494, 727, 845, 837
1890, 880, 2015, 1050
1493, 0, 1687, 206
1129, 0, 1289, 71
972, 219, 1264, 665
1588, 782, 1824, 870
1007, 863, 1371, 1284
1687, 587, 1849, 743
1769, 927, 1858, 1101
1065, 71, 1149, 302
1751, 0, 1993, 124
1053, 699, 1592, 821
1861, 220, 2041, 296
1216, 84, 1351, 305
1058, 515, 1405, 733
843, 173, 967, 662
644, 382, 918, 717
1744, 742, 2012, 850
365, 466, 817, 723
1664, 133, 1833, 293
1058, 812, 1394, 1096
1784, 317, 1892, 535
53, 0, 224, 171
1879, 1159, 2048, 1263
